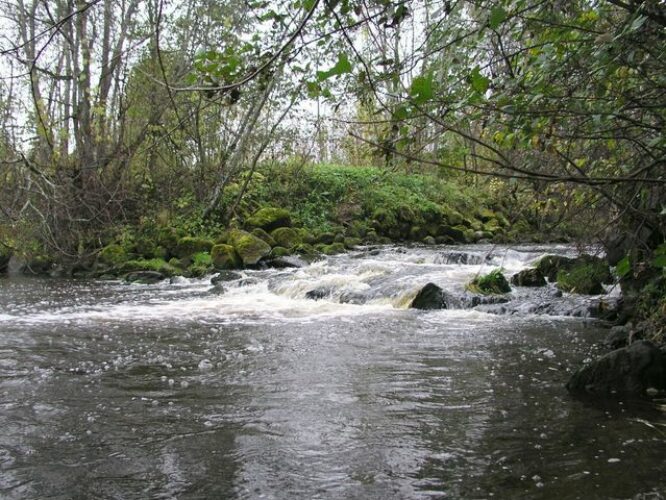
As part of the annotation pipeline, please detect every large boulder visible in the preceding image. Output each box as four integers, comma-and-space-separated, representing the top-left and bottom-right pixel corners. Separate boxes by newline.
410, 283, 448, 310
536, 255, 577, 281
271, 227, 301, 249
566, 340, 666, 397
174, 236, 214, 259
246, 207, 292, 232
211, 244, 241, 270
556, 262, 607, 295
228, 229, 271, 266
511, 268, 546, 287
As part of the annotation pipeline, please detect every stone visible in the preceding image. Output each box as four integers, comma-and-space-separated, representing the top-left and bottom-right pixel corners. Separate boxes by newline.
511, 268, 547, 287
315, 232, 335, 245
211, 244, 241, 270
604, 325, 631, 350
211, 271, 242, 285
251, 228, 276, 247
174, 236, 214, 259
245, 207, 292, 232
438, 225, 466, 242
125, 270, 166, 284
270, 227, 301, 249
305, 288, 330, 300
410, 283, 448, 310
566, 340, 666, 397
228, 229, 271, 266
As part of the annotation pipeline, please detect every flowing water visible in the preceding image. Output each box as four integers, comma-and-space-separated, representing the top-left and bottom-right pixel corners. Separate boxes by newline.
0, 244, 664, 499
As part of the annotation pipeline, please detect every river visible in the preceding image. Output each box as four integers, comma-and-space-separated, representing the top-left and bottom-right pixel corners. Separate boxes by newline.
0, 244, 664, 499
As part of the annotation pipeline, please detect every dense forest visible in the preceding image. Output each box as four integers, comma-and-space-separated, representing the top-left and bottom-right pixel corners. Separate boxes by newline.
0, 0, 664, 337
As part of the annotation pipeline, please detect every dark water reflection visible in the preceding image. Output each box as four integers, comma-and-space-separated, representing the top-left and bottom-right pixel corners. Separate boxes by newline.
0, 251, 664, 499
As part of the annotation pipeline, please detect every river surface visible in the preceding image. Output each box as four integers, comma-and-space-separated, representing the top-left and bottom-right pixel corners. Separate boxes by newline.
0, 244, 664, 499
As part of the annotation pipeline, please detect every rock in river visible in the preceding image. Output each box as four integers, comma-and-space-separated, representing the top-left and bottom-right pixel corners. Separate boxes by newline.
410, 283, 448, 310
566, 340, 666, 397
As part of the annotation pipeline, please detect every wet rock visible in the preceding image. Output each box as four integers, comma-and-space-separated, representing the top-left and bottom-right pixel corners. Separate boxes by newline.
125, 271, 166, 284
604, 325, 631, 350
536, 255, 576, 281
211, 271, 242, 285
566, 340, 666, 397
511, 268, 546, 287
461, 294, 510, 308
442, 252, 484, 265
410, 283, 448, 310
305, 288, 331, 300
265, 256, 304, 269
339, 291, 366, 305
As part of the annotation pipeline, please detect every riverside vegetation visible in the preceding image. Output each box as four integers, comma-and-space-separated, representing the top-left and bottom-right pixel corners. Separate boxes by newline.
0, 0, 664, 400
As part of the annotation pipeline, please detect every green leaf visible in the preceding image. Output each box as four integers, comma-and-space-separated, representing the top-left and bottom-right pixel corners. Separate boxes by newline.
470, 66, 490, 93
302, 0, 316, 11
652, 255, 666, 268
616, 256, 631, 277
410, 74, 433, 104
317, 53, 353, 81
489, 6, 507, 29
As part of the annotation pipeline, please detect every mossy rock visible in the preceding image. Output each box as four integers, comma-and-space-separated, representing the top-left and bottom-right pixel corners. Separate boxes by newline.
228, 229, 271, 266
211, 244, 241, 270
121, 258, 180, 277
320, 242, 346, 255
296, 228, 316, 245
251, 228, 276, 247
343, 237, 362, 249
175, 236, 214, 259
511, 268, 546, 287
410, 226, 428, 241
442, 207, 464, 226
292, 243, 318, 256
347, 221, 368, 238
466, 269, 511, 295
423, 236, 436, 245
271, 227, 301, 249
557, 261, 609, 295
315, 232, 336, 245
246, 207, 292, 232
98, 244, 127, 266
156, 227, 180, 251
438, 225, 466, 242
365, 230, 379, 243
483, 220, 502, 233
477, 208, 497, 223
270, 246, 291, 258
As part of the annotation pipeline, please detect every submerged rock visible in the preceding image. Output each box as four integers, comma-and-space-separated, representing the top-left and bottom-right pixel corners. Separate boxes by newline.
410, 283, 448, 310
511, 268, 546, 287
566, 340, 666, 397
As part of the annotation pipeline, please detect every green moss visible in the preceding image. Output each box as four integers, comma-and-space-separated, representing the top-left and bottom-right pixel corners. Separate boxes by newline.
466, 269, 511, 295
175, 236, 214, 258
270, 227, 301, 249
211, 244, 241, 270
343, 237, 362, 248
122, 258, 180, 276
315, 232, 335, 245
246, 207, 292, 232
98, 244, 127, 266
270, 246, 291, 257
228, 229, 271, 265
557, 262, 609, 295
320, 242, 346, 255
251, 228, 276, 247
